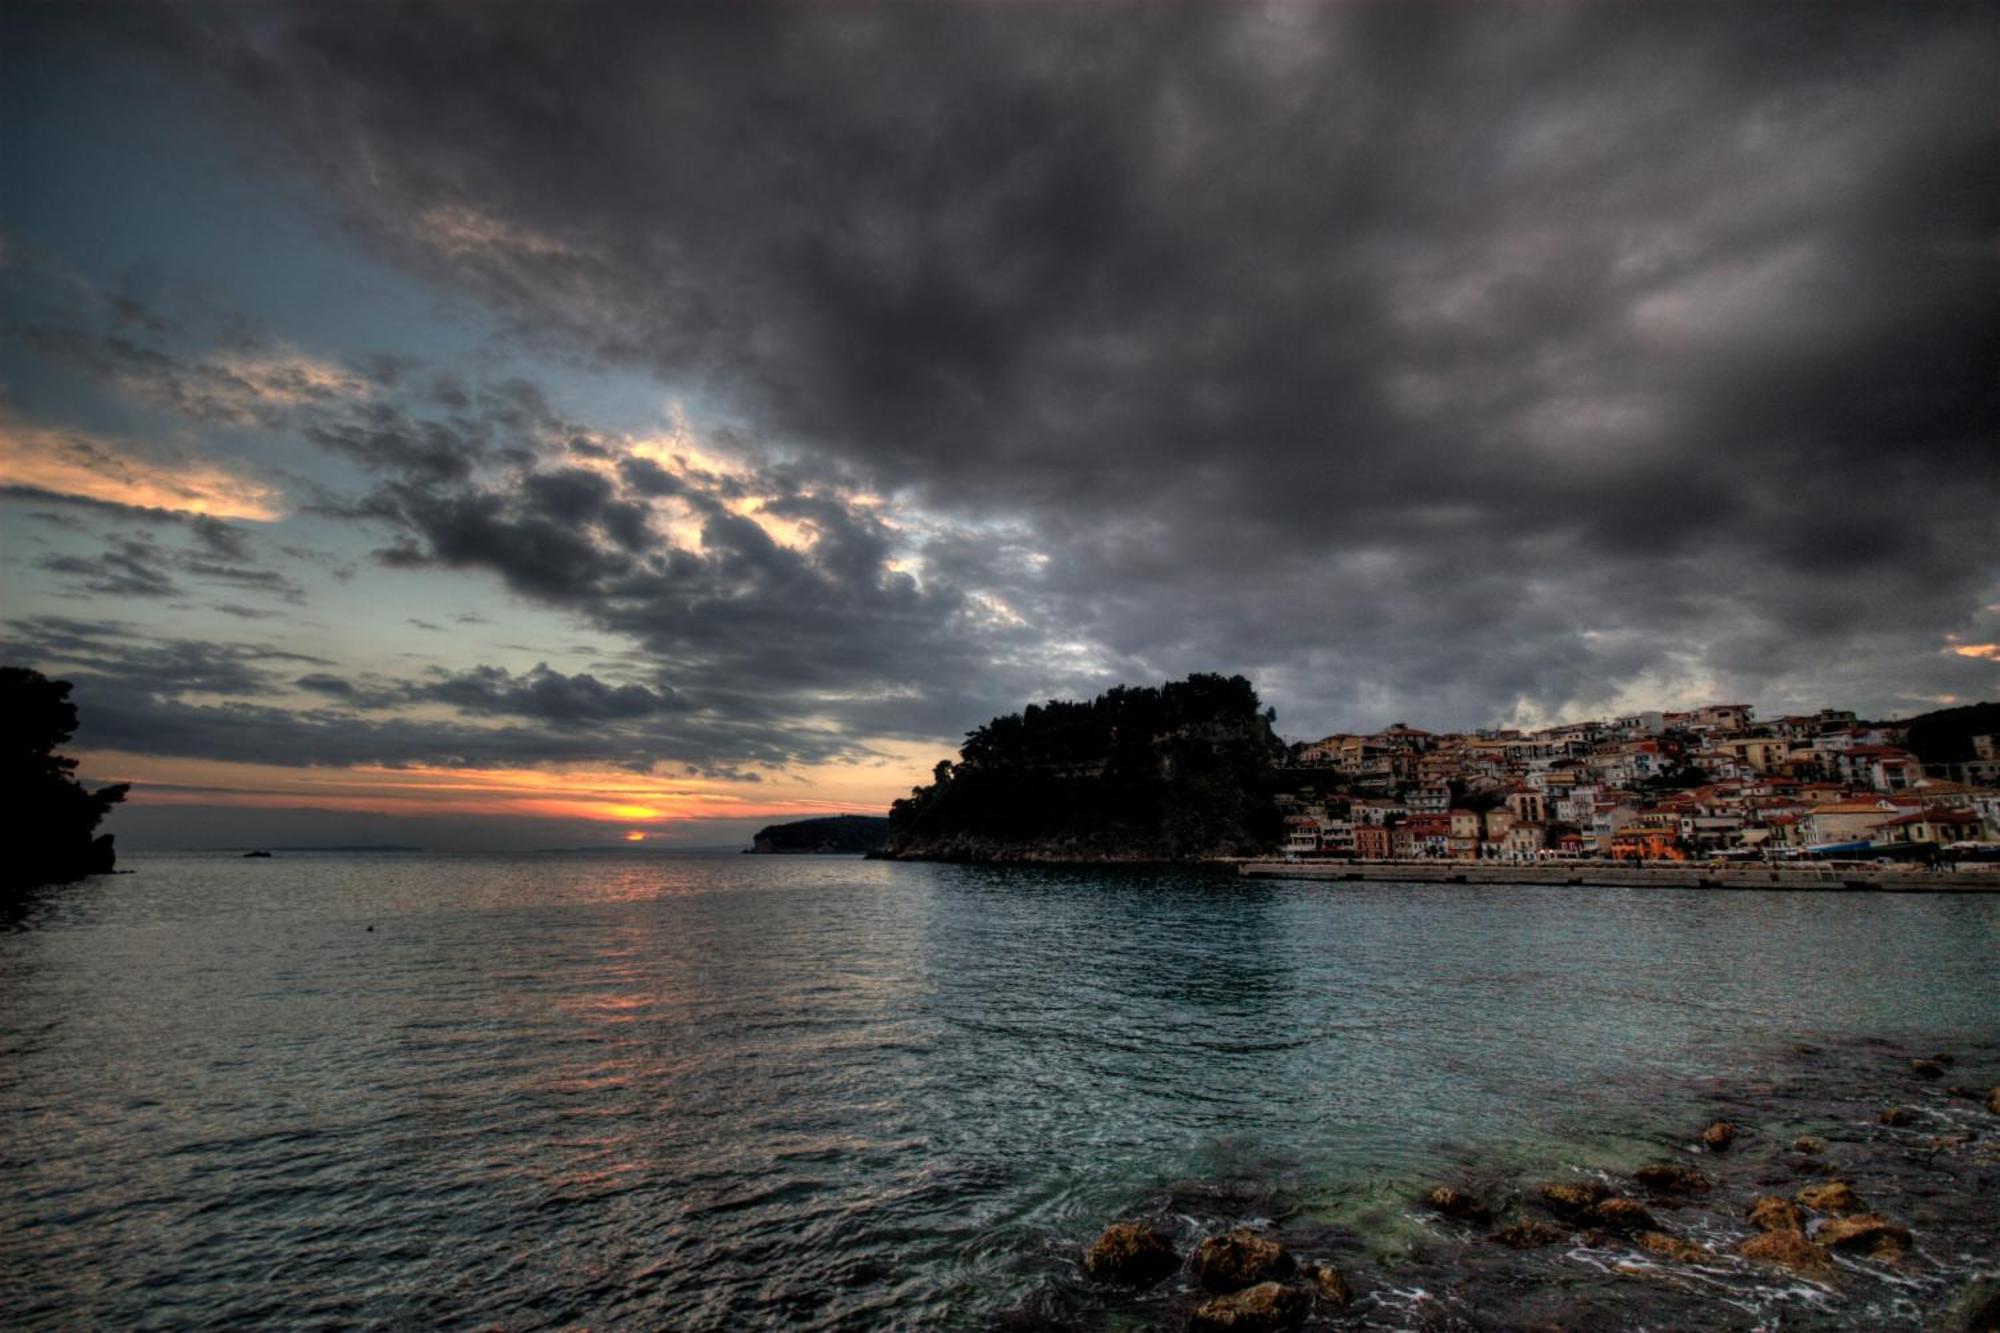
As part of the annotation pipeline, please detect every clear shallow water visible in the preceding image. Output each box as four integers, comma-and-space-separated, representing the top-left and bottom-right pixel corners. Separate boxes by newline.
1, 853, 1995, 1329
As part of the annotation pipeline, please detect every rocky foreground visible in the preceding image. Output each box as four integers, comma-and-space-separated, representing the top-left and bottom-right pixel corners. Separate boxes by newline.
1008, 1039, 2000, 1331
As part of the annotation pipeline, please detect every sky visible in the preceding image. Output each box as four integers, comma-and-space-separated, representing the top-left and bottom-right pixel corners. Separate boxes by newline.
2, 4, 1996, 851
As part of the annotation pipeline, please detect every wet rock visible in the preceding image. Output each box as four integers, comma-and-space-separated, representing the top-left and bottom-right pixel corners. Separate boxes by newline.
1584, 1197, 1659, 1232
1187, 1281, 1307, 1332
1748, 1195, 1806, 1233
1738, 1229, 1833, 1276
1931, 1052, 1956, 1067
1632, 1163, 1711, 1196
1084, 1221, 1179, 1286
1190, 1228, 1294, 1293
1938, 1274, 2000, 1333
1424, 1185, 1493, 1224
1636, 1231, 1708, 1264
1791, 1135, 1825, 1155
1797, 1180, 1864, 1215
1537, 1180, 1608, 1219
1945, 1085, 1984, 1101
1988, 1087, 2000, 1116
1880, 1106, 1916, 1127
1701, 1120, 1735, 1151
1490, 1220, 1569, 1249
1816, 1213, 1912, 1259
1912, 1059, 1946, 1081
1300, 1262, 1351, 1308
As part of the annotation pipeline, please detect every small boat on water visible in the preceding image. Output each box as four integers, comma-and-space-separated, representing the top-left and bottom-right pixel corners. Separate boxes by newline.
242, 850, 273, 858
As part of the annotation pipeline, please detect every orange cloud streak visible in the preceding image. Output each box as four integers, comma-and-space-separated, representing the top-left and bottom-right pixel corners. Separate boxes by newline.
0, 419, 282, 520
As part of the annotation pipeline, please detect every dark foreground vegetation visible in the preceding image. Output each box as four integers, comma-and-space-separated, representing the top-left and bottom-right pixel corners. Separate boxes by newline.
884, 674, 1285, 862
3, 667, 127, 895
1903, 700, 2000, 766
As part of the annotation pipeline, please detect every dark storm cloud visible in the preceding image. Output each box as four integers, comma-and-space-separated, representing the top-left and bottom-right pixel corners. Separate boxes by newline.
38, 541, 179, 598
122, 1, 1996, 729
32, 526, 305, 604
6, 617, 878, 772
413, 663, 682, 726
188, 515, 253, 562
18, 2, 1998, 764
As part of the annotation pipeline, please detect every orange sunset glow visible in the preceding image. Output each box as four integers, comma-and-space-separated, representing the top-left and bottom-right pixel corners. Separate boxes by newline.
69, 741, 944, 833
0, 418, 283, 521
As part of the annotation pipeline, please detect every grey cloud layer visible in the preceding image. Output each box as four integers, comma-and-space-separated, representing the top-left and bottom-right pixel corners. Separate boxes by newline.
8, 618, 856, 774
20, 4, 2000, 765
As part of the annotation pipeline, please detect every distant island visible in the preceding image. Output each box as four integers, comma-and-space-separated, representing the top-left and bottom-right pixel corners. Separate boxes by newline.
747, 814, 891, 855
883, 673, 1285, 862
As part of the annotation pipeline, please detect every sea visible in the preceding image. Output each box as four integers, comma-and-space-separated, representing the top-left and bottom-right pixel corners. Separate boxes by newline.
2, 851, 1995, 1329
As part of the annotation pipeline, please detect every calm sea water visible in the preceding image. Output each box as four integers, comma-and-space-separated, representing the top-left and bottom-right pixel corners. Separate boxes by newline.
2, 853, 1996, 1328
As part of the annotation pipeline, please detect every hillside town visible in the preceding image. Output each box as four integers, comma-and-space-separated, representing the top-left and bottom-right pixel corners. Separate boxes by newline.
1275, 704, 2000, 863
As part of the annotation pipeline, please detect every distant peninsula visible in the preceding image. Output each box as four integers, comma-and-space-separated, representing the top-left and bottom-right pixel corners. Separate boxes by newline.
882, 673, 1285, 863
747, 814, 891, 855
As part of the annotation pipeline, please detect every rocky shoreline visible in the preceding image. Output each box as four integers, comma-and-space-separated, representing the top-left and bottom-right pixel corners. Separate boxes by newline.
1005, 1038, 2000, 1331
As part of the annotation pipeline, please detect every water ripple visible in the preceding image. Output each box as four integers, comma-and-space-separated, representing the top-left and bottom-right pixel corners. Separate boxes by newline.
2, 854, 1996, 1328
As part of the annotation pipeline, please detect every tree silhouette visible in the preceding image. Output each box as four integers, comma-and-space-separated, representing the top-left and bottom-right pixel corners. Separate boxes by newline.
3, 667, 128, 894
888, 673, 1286, 858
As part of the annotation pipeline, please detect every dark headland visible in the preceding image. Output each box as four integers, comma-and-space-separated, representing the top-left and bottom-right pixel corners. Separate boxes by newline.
747, 814, 891, 855
882, 673, 1283, 862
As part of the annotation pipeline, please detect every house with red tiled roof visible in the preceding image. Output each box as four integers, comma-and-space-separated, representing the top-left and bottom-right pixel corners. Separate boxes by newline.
1878, 808, 1984, 846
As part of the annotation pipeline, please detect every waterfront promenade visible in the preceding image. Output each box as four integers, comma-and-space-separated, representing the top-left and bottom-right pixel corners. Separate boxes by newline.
1236, 858, 2000, 892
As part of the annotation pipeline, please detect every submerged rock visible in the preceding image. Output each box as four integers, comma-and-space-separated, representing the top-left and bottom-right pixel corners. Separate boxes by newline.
1187, 1281, 1307, 1332
1425, 1185, 1493, 1224
1084, 1221, 1179, 1286
1738, 1229, 1833, 1276
1636, 1231, 1709, 1264
1490, 1220, 1569, 1249
1584, 1197, 1660, 1232
1538, 1180, 1609, 1219
1190, 1228, 1294, 1293
1300, 1262, 1352, 1308
1798, 1180, 1865, 1215
1938, 1275, 2000, 1333
1748, 1195, 1806, 1233
1911, 1059, 1945, 1081
1880, 1105, 1916, 1127
1816, 1213, 1912, 1259
1987, 1087, 2000, 1116
1791, 1135, 1825, 1154
1701, 1120, 1736, 1151
1633, 1163, 1711, 1195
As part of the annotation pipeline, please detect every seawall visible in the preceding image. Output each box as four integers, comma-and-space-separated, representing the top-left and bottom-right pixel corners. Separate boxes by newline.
1235, 858, 2000, 893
